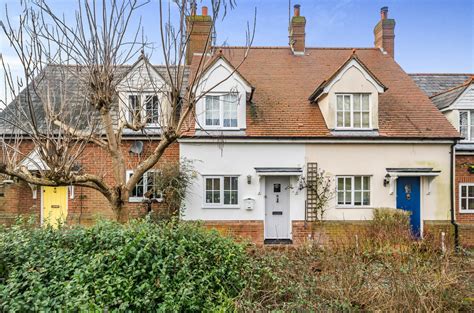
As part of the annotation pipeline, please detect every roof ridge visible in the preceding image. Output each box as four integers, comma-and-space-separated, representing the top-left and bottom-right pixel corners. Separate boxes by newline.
410, 73, 474, 76
430, 79, 472, 98
212, 46, 379, 50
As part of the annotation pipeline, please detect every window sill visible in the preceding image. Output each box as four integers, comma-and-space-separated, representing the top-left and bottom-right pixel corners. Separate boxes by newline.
336, 206, 373, 209
128, 197, 164, 203
459, 210, 474, 214
202, 205, 240, 209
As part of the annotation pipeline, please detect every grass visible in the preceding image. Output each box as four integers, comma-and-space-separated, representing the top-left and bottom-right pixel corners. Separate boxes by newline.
236, 209, 474, 311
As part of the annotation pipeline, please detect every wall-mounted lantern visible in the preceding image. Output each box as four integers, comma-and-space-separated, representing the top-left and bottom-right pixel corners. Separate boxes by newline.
247, 175, 252, 184
383, 174, 390, 187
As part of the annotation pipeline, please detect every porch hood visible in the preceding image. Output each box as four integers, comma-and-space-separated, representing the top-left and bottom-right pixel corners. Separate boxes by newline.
255, 167, 303, 176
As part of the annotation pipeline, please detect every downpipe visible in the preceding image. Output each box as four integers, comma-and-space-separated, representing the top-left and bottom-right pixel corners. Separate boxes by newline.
450, 142, 460, 250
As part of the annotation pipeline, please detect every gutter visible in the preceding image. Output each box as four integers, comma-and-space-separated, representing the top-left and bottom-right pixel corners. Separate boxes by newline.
450, 141, 460, 250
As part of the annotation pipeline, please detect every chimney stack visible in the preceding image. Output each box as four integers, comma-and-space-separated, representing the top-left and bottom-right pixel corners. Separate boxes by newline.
374, 6, 396, 58
186, 4, 212, 65
289, 4, 306, 55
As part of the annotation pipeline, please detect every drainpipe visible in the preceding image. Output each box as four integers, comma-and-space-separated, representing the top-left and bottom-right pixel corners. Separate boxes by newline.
450, 141, 460, 250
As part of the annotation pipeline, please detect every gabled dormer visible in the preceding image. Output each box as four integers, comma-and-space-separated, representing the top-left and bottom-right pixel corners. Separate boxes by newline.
117, 54, 170, 129
431, 77, 474, 142
309, 51, 387, 133
194, 54, 253, 134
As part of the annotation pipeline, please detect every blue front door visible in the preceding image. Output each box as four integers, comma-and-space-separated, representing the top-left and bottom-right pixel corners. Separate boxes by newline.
396, 177, 421, 237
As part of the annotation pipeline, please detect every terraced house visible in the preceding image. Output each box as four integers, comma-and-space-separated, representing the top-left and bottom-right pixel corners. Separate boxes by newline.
0, 5, 466, 245
412, 74, 474, 246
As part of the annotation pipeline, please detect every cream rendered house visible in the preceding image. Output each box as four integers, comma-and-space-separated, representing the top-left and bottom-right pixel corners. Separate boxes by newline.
179, 6, 459, 244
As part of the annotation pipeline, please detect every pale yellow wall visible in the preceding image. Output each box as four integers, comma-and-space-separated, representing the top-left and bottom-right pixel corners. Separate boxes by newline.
444, 110, 459, 130
305, 143, 451, 221
318, 65, 379, 129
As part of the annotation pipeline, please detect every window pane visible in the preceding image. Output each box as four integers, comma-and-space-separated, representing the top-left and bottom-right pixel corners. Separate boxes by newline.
363, 177, 370, 191
205, 96, 220, 126
362, 112, 370, 128
129, 95, 141, 120
337, 95, 343, 110
353, 112, 361, 128
363, 192, 370, 206
337, 178, 344, 191
224, 191, 230, 204
337, 191, 344, 204
354, 191, 362, 205
337, 112, 344, 127
460, 111, 468, 126
206, 191, 213, 203
469, 186, 474, 198
345, 192, 352, 204
224, 177, 230, 190
206, 178, 212, 190
469, 199, 474, 210
223, 94, 238, 128
230, 191, 238, 204
213, 191, 220, 203
460, 126, 469, 141
343, 95, 350, 110
145, 95, 160, 124
354, 177, 361, 190
214, 177, 220, 190
362, 94, 370, 110
353, 94, 361, 111
345, 178, 352, 190
231, 177, 238, 190
344, 112, 351, 127
131, 175, 144, 197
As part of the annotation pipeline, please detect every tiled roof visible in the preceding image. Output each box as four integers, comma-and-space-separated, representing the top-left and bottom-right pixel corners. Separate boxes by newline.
410, 73, 473, 97
188, 47, 459, 139
431, 83, 470, 110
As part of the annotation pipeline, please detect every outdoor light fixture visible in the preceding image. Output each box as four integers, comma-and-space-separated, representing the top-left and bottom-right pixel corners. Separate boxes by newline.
247, 175, 252, 184
383, 174, 390, 187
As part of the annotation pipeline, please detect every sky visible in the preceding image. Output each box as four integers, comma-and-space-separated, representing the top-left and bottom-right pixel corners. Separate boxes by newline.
0, 0, 473, 103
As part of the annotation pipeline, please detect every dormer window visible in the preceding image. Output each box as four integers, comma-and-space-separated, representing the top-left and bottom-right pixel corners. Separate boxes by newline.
204, 94, 238, 128
128, 94, 160, 127
336, 94, 370, 129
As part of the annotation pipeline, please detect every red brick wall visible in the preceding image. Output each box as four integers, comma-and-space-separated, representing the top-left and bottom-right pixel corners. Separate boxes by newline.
203, 221, 264, 246
0, 140, 179, 225
454, 155, 474, 246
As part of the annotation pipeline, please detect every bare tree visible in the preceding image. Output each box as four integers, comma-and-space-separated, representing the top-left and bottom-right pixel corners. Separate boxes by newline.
0, 0, 255, 221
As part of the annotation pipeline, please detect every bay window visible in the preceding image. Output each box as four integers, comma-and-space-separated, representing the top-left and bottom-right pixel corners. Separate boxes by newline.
336, 94, 370, 129
204, 176, 239, 207
336, 176, 371, 207
204, 94, 238, 128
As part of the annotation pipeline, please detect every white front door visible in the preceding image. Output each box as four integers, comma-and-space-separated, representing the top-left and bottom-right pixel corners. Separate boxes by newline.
265, 176, 291, 239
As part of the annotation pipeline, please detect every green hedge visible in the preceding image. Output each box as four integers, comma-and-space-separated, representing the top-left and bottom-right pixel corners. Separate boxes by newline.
0, 219, 249, 311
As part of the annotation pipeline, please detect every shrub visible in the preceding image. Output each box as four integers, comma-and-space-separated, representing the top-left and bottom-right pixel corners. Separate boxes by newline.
0, 219, 249, 311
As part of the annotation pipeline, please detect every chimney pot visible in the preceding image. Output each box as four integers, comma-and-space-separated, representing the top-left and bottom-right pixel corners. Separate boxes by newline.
294, 4, 301, 17
202, 6, 208, 16
380, 6, 388, 20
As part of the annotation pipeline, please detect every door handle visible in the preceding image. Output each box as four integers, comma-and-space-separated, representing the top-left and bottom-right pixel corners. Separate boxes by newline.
276, 195, 279, 203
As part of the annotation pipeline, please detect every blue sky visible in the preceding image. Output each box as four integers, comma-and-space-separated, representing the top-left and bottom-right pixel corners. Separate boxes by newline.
0, 0, 473, 86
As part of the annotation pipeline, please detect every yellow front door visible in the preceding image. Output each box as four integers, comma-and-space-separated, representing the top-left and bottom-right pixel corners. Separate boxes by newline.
43, 186, 68, 228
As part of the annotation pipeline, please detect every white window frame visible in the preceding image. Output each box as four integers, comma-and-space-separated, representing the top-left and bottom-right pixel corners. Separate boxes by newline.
459, 110, 474, 142
335, 93, 372, 130
459, 183, 474, 214
203, 93, 239, 130
126, 170, 163, 203
203, 175, 239, 208
336, 175, 371, 208
126, 93, 161, 128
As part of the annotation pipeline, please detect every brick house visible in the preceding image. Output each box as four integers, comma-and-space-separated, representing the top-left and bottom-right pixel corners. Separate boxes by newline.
411, 74, 474, 246
0, 5, 464, 246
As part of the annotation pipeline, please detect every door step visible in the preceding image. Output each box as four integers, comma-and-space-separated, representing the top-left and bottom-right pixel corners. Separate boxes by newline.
264, 239, 293, 245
